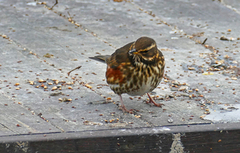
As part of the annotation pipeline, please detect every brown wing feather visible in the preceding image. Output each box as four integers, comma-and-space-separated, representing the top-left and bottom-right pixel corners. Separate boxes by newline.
105, 42, 134, 85
106, 42, 134, 68
90, 42, 134, 86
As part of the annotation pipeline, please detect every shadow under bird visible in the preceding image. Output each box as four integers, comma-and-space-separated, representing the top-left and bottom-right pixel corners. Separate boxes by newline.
90, 37, 165, 113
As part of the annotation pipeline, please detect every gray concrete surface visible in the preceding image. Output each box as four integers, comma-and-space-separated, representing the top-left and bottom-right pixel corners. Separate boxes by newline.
0, 0, 240, 140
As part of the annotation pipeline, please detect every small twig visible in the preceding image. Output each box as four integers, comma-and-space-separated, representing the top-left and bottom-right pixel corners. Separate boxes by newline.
67, 66, 82, 76
202, 38, 208, 45
67, 12, 71, 17
50, 0, 58, 10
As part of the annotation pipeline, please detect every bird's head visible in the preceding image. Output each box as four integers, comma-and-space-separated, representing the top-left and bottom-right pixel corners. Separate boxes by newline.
129, 37, 159, 65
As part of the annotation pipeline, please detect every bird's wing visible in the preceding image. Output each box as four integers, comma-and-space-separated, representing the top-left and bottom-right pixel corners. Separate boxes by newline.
105, 42, 134, 85
106, 42, 134, 68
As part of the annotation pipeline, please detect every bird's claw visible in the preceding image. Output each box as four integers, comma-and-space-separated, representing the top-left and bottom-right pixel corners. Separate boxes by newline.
146, 93, 164, 108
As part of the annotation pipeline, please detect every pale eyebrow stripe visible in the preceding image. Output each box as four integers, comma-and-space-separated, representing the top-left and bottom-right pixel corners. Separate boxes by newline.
138, 43, 156, 52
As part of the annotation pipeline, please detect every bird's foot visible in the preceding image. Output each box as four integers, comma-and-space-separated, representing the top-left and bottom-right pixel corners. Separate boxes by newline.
119, 105, 134, 114
118, 95, 133, 114
146, 93, 164, 107
118, 95, 139, 114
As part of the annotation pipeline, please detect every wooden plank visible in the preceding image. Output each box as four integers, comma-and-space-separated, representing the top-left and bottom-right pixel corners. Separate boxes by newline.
0, 123, 240, 152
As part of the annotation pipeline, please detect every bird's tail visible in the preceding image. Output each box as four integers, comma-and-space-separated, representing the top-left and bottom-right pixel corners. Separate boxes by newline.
89, 55, 110, 63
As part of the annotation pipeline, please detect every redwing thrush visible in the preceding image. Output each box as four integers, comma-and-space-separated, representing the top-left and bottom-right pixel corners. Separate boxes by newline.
90, 37, 165, 113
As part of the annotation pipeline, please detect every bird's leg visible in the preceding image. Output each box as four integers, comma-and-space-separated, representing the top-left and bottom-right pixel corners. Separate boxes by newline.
146, 93, 164, 107
119, 95, 133, 114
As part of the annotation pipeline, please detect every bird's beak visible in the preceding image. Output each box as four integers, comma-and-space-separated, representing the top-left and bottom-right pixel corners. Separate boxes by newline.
129, 48, 138, 55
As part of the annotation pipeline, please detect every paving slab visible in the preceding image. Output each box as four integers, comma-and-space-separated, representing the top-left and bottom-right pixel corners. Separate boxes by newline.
0, 0, 240, 152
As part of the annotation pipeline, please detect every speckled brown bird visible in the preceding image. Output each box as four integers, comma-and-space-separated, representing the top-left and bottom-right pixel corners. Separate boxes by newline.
90, 37, 165, 113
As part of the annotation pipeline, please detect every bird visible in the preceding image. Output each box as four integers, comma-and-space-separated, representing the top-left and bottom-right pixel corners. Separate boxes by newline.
89, 37, 165, 113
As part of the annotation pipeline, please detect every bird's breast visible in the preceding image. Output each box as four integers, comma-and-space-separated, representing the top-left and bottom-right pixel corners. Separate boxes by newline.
127, 62, 163, 96
107, 61, 164, 96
